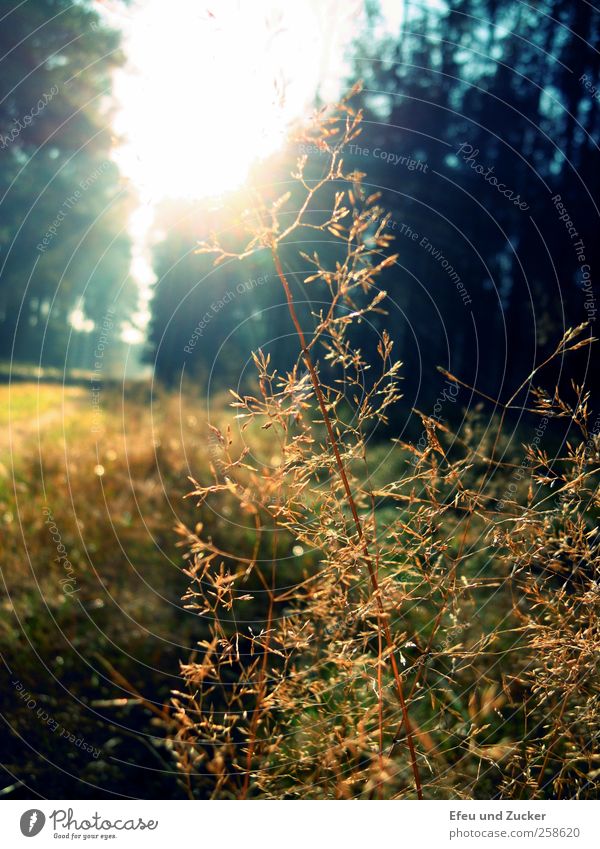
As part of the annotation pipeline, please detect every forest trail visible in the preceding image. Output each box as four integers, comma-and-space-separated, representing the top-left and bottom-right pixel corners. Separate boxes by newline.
0, 384, 88, 458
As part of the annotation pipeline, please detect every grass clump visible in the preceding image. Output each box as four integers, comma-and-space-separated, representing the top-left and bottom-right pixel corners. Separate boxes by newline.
171, 90, 599, 800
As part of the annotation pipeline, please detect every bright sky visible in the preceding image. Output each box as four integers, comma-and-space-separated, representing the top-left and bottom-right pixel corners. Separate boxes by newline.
110, 0, 365, 204
93, 0, 418, 340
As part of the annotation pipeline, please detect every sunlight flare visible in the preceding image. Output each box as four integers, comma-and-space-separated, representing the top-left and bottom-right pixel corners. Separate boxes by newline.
111, 0, 358, 201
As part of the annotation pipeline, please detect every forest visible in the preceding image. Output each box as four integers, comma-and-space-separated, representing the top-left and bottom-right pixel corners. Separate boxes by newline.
0, 0, 599, 804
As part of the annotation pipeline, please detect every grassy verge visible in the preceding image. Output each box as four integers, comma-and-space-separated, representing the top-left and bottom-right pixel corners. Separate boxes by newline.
0, 382, 214, 798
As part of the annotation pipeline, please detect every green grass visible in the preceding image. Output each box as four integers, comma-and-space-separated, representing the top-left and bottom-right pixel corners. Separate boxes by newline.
0, 383, 87, 428
0, 382, 210, 798
1, 381, 564, 800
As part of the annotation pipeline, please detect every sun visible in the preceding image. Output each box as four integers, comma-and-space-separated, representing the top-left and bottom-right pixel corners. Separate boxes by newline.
109, 0, 360, 203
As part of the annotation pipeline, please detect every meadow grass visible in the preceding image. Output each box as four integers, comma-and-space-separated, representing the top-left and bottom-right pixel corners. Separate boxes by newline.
169, 92, 599, 800
2, 91, 598, 801
0, 382, 215, 797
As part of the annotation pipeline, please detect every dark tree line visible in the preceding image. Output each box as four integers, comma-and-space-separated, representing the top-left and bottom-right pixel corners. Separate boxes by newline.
0, 0, 135, 372
350, 0, 599, 407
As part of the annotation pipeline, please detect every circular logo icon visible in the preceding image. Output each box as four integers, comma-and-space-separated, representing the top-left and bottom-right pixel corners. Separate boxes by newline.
19, 810, 46, 837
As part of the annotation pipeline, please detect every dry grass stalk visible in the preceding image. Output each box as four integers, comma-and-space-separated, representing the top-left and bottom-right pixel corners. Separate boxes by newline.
169, 89, 599, 800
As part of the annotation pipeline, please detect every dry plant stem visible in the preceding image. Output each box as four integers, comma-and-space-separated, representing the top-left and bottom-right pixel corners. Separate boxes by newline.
240, 534, 278, 799
390, 330, 594, 763
272, 247, 423, 799
371, 491, 385, 775
389, 406, 509, 758
533, 684, 575, 797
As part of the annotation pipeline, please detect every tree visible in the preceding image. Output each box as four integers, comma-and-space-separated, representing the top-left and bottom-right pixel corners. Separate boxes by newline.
0, 0, 135, 370
350, 0, 598, 406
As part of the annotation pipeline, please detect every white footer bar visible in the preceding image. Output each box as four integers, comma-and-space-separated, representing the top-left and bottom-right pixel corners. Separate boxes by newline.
0, 800, 597, 848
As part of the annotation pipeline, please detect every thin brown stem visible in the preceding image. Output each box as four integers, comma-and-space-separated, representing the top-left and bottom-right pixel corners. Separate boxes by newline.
240, 499, 279, 799
272, 246, 423, 799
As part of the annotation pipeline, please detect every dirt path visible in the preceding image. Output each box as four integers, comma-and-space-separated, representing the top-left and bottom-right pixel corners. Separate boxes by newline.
0, 384, 89, 458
